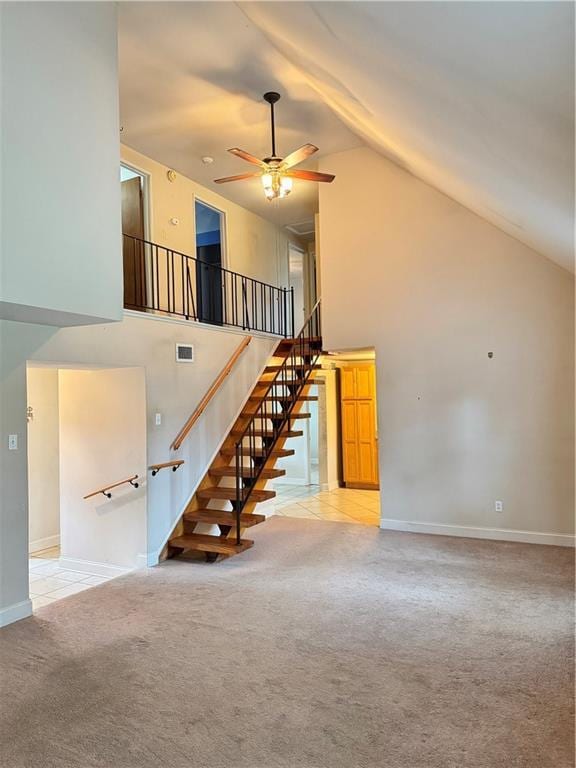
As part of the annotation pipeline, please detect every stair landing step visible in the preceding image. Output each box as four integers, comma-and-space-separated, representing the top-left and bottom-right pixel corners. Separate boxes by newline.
196, 487, 276, 502
209, 466, 285, 479
170, 533, 253, 556
184, 509, 265, 528
277, 336, 322, 347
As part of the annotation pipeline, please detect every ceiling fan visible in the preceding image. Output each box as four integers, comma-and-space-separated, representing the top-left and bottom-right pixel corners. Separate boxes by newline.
214, 92, 335, 201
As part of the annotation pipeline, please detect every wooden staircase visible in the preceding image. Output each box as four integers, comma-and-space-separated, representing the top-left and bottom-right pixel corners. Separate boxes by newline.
166, 309, 322, 563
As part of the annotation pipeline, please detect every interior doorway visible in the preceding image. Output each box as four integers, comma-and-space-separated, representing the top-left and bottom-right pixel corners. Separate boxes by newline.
26, 364, 147, 611
195, 199, 224, 325
288, 244, 306, 334
121, 164, 148, 309
272, 348, 381, 526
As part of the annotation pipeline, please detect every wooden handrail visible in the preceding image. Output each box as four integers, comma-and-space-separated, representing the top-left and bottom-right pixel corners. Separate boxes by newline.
83, 475, 139, 500
171, 336, 252, 451
149, 460, 184, 476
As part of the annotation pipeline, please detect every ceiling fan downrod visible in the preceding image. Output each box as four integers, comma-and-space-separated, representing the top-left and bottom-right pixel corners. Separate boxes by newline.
263, 91, 281, 160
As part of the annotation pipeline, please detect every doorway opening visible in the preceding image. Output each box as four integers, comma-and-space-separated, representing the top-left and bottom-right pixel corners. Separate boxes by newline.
26, 364, 147, 612
121, 164, 149, 310
272, 348, 381, 526
288, 244, 307, 333
195, 199, 225, 325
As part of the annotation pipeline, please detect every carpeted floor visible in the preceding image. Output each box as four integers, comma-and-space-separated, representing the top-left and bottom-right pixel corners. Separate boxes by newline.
0, 517, 573, 768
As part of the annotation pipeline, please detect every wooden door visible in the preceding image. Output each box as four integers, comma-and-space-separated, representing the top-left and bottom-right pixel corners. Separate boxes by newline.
340, 363, 379, 489
122, 177, 146, 309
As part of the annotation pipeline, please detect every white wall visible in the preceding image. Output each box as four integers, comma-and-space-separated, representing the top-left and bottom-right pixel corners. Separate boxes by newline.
0, 3, 122, 326
317, 371, 340, 492
121, 144, 303, 289
1, 311, 276, 597
59, 368, 147, 572
319, 146, 574, 544
26, 367, 60, 553
275, 422, 311, 486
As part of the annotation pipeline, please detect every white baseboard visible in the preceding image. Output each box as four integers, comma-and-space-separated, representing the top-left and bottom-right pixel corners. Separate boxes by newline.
58, 557, 133, 578
320, 480, 340, 492
29, 534, 60, 555
379, 519, 576, 547
0, 599, 32, 628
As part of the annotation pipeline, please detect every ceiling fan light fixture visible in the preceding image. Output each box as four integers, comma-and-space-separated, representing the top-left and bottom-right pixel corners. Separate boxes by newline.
261, 171, 292, 201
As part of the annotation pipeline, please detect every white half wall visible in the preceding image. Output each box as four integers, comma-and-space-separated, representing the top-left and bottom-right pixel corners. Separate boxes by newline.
319, 147, 574, 542
26, 367, 60, 553
0, 3, 122, 326
59, 368, 147, 570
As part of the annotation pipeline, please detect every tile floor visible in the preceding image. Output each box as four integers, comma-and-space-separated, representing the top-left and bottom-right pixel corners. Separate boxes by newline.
29, 547, 117, 611
273, 483, 380, 526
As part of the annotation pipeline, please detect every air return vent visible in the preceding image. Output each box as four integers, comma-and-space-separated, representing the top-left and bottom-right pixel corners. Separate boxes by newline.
176, 344, 194, 363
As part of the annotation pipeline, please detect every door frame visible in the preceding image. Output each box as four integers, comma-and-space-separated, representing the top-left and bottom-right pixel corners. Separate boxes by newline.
121, 162, 153, 310
120, 161, 151, 241
192, 195, 228, 271
287, 242, 307, 333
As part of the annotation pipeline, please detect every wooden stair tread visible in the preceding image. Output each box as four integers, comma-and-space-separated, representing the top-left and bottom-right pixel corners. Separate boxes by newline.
209, 466, 285, 479
196, 487, 276, 502
240, 411, 311, 421
248, 395, 318, 402
170, 534, 254, 555
268, 412, 311, 420
277, 336, 322, 346
232, 429, 303, 438
264, 364, 321, 372
184, 509, 265, 527
220, 446, 295, 458
257, 377, 318, 387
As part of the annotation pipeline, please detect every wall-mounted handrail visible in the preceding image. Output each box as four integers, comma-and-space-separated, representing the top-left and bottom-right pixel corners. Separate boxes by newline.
83, 475, 139, 500
122, 233, 294, 338
149, 460, 184, 476
171, 336, 252, 451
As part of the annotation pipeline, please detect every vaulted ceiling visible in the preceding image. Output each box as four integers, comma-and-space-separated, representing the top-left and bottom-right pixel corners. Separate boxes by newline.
119, 2, 574, 271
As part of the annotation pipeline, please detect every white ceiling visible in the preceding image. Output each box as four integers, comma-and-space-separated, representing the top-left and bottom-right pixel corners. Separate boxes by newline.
118, 2, 361, 232
119, 2, 574, 271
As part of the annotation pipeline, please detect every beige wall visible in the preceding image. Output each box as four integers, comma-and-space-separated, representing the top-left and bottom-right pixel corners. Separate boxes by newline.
121, 144, 302, 288
26, 367, 60, 553
319, 147, 574, 544
58, 368, 147, 572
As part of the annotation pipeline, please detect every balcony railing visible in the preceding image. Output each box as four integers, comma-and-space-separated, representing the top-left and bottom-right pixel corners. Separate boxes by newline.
122, 234, 294, 338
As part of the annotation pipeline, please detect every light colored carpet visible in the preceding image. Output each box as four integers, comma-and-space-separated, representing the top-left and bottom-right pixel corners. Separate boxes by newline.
0, 517, 573, 768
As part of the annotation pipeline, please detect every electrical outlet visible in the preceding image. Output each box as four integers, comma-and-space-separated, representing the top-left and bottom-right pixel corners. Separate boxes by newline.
495, 500, 503, 513
8, 434, 18, 450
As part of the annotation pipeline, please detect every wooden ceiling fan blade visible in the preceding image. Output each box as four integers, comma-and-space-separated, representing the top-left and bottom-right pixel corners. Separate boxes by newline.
214, 172, 261, 184
287, 169, 335, 183
281, 144, 319, 169
228, 148, 266, 167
